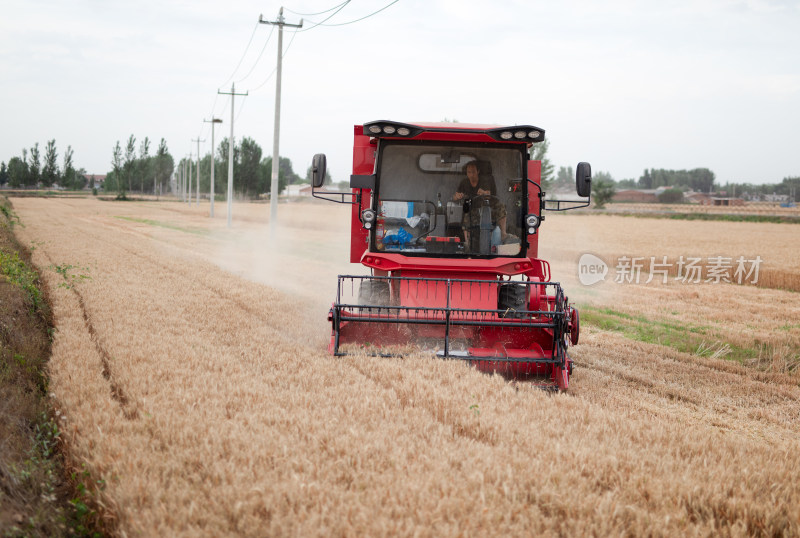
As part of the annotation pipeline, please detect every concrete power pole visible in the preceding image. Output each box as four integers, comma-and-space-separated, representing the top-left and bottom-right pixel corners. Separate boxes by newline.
259, 8, 302, 237
186, 153, 193, 205
182, 158, 187, 202
203, 118, 223, 218
192, 137, 205, 207
218, 84, 248, 228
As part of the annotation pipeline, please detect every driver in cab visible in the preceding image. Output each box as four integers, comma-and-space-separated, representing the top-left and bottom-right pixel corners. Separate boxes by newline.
453, 160, 507, 245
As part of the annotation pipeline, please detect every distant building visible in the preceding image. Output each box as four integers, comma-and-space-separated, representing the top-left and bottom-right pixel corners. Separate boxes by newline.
86, 174, 106, 189
707, 197, 745, 206
284, 184, 314, 196
686, 193, 711, 204
613, 189, 658, 203
765, 193, 789, 203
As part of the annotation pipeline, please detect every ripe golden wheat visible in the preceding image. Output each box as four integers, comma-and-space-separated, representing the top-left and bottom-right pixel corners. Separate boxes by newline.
10, 197, 800, 536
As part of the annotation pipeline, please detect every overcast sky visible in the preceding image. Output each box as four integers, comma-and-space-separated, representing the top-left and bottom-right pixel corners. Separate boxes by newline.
2, 0, 799, 185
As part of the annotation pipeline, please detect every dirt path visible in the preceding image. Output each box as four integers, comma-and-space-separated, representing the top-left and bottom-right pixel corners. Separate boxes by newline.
11, 197, 800, 536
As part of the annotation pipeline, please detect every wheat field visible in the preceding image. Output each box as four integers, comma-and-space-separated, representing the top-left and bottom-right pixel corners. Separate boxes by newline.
9, 196, 800, 536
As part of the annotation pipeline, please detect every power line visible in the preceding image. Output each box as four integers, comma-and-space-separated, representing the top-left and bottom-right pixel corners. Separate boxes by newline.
217, 21, 260, 88
234, 92, 248, 123
236, 24, 275, 84
284, 1, 349, 17
248, 29, 299, 93
300, 0, 399, 30
295, 1, 350, 32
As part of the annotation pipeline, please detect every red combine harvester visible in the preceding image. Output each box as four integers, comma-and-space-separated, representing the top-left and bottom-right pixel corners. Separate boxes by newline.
311, 121, 591, 390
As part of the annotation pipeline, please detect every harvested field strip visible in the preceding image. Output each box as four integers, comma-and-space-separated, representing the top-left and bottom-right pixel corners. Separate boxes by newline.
8, 197, 800, 536
610, 211, 800, 224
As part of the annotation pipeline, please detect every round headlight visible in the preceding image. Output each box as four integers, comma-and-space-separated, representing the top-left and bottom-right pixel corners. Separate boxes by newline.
362, 209, 376, 223
500, 131, 513, 140
397, 127, 410, 136
383, 126, 396, 134
368, 125, 381, 134
514, 130, 526, 139
528, 130, 541, 139
525, 214, 540, 228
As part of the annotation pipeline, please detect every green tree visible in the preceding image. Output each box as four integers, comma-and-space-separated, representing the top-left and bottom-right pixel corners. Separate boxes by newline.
217, 137, 239, 196
29, 143, 41, 187
198, 154, 213, 193
111, 141, 125, 199
138, 137, 151, 193
7, 157, 26, 188
123, 135, 136, 193
593, 179, 616, 209
260, 156, 295, 195
529, 139, 554, 190
41, 139, 59, 187
154, 139, 174, 196
0, 161, 7, 186
62, 145, 76, 189
658, 188, 684, 204
554, 166, 574, 191
238, 137, 262, 197
74, 167, 88, 191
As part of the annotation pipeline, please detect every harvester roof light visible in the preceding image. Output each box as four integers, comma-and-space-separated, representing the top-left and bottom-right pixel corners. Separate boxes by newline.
383, 126, 396, 134
396, 127, 410, 136
368, 125, 382, 134
486, 125, 546, 142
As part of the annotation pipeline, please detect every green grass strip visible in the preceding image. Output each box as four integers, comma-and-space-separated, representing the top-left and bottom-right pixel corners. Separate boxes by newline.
579, 305, 769, 364
115, 216, 207, 236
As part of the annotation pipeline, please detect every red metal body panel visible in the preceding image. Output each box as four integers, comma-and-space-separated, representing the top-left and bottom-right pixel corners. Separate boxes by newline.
526, 160, 541, 260
350, 125, 374, 263
360, 252, 548, 279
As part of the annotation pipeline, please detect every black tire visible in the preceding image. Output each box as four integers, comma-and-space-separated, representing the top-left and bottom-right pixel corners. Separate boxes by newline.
497, 283, 527, 318
358, 280, 390, 306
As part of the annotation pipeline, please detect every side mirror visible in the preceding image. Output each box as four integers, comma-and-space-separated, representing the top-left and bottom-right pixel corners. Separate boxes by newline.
576, 162, 592, 197
311, 153, 327, 188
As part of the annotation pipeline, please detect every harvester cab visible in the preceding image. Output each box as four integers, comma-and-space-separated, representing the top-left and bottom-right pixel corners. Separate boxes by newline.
311, 120, 591, 390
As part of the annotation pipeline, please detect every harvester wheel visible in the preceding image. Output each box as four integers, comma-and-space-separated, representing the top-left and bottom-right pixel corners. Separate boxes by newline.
358, 280, 390, 306
498, 283, 526, 318
570, 307, 580, 345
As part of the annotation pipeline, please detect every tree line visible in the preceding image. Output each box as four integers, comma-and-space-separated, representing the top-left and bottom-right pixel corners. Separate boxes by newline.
106, 135, 175, 200
1, 140, 85, 190
718, 176, 800, 202
175, 137, 303, 200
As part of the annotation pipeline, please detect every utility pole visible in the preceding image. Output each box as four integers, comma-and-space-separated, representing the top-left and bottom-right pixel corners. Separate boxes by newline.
203, 118, 223, 218
181, 158, 187, 202
192, 137, 205, 207
186, 153, 193, 205
218, 83, 248, 228
259, 8, 303, 237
